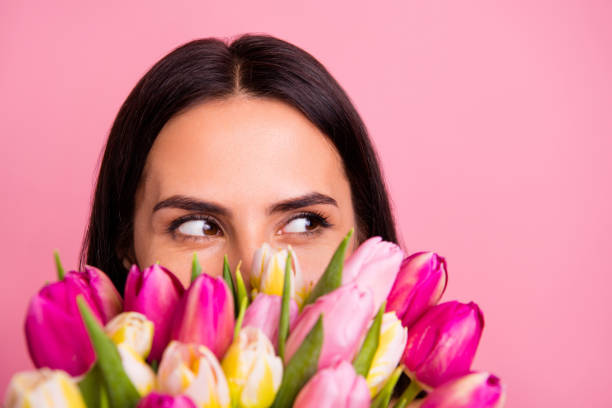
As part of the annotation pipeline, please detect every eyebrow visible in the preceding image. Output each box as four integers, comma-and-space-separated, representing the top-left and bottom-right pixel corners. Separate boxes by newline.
152, 192, 338, 217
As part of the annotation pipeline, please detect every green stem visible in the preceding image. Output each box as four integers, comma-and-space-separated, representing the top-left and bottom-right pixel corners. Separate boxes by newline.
191, 253, 202, 282
395, 379, 422, 408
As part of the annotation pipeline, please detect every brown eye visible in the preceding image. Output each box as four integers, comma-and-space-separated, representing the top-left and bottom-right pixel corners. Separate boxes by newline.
281, 213, 327, 234
177, 219, 222, 237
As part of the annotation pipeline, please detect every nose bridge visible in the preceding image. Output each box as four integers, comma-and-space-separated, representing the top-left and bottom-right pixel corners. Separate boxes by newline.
226, 219, 267, 292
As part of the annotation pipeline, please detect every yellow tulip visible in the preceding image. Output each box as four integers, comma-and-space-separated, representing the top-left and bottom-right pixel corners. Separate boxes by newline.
116, 343, 156, 396
366, 312, 408, 396
250, 244, 309, 307
105, 311, 154, 359
4, 368, 86, 408
158, 341, 231, 408
222, 327, 283, 408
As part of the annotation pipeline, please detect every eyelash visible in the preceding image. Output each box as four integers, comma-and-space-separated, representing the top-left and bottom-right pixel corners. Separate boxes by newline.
166, 211, 333, 241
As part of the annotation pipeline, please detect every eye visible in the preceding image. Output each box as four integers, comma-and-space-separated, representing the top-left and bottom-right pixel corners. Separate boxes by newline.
279, 212, 331, 235
175, 217, 222, 238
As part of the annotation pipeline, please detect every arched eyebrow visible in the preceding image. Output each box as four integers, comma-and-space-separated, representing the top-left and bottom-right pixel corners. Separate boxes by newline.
152, 192, 338, 217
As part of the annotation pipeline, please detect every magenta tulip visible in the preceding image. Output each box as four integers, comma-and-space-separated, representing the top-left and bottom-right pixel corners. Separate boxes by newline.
242, 293, 298, 349
342, 236, 404, 311
285, 282, 374, 369
409, 372, 505, 408
402, 301, 484, 388
124, 264, 185, 362
170, 274, 235, 359
136, 393, 197, 408
25, 275, 102, 375
293, 360, 370, 408
386, 252, 448, 327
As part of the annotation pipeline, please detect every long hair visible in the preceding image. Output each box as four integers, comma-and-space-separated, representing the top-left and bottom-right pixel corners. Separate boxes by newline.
80, 34, 398, 292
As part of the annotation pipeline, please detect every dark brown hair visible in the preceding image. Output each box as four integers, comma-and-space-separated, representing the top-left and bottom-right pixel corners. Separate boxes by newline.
80, 33, 398, 292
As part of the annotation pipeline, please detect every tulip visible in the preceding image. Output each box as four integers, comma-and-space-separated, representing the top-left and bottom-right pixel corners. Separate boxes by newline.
293, 360, 370, 408
125, 264, 185, 362
365, 311, 408, 396
402, 301, 484, 389
406, 372, 505, 408
170, 273, 235, 359
4, 368, 86, 408
158, 341, 231, 408
81, 265, 123, 322
250, 243, 309, 307
115, 343, 157, 396
137, 393, 197, 408
25, 271, 110, 375
342, 236, 404, 312
386, 252, 448, 328
105, 311, 154, 359
242, 293, 298, 350
285, 282, 374, 369
221, 326, 283, 408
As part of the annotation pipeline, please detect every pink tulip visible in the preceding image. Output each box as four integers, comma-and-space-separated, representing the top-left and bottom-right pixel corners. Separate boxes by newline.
293, 360, 370, 408
408, 372, 505, 408
285, 282, 374, 369
386, 252, 448, 327
342, 236, 404, 311
170, 274, 234, 359
124, 264, 185, 362
136, 393, 197, 408
25, 267, 122, 376
402, 301, 484, 388
242, 293, 298, 349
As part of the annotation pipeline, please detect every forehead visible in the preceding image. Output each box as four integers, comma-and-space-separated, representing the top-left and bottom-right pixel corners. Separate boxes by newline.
140, 95, 347, 204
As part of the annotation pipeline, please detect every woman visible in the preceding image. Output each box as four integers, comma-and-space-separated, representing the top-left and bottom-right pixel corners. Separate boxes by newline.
79, 33, 399, 293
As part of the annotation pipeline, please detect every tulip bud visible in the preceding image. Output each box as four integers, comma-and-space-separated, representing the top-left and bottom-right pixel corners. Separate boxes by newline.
137, 393, 198, 408
105, 312, 154, 359
25, 273, 106, 375
221, 326, 283, 408
158, 341, 231, 408
242, 293, 298, 350
81, 265, 123, 322
250, 244, 309, 307
170, 274, 235, 359
116, 343, 157, 396
285, 283, 374, 369
406, 372, 505, 408
293, 360, 370, 408
125, 264, 185, 362
4, 368, 86, 408
342, 236, 404, 312
402, 301, 484, 388
365, 312, 408, 396
386, 252, 447, 328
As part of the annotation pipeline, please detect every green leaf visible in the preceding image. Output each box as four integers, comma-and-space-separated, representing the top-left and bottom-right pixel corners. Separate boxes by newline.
371, 365, 404, 408
303, 228, 353, 306
353, 301, 386, 377
277, 251, 292, 361
191, 253, 202, 282
235, 262, 249, 309
234, 296, 247, 340
77, 296, 141, 408
54, 250, 65, 280
222, 255, 239, 315
78, 364, 107, 408
271, 315, 324, 408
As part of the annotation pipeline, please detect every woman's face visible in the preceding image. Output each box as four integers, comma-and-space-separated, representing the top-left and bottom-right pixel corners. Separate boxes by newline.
131, 95, 358, 288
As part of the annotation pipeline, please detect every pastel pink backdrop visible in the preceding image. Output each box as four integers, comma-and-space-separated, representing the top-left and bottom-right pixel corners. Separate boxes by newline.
1, 1, 610, 406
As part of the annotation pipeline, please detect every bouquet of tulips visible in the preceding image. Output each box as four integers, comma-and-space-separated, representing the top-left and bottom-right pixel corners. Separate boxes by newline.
5, 230, 506, 407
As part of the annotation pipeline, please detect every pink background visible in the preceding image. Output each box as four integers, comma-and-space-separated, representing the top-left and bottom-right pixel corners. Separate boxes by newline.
1, 1, 610, 406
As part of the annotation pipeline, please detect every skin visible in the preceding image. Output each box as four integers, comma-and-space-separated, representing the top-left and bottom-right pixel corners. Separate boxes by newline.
129, 94, 358, 288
